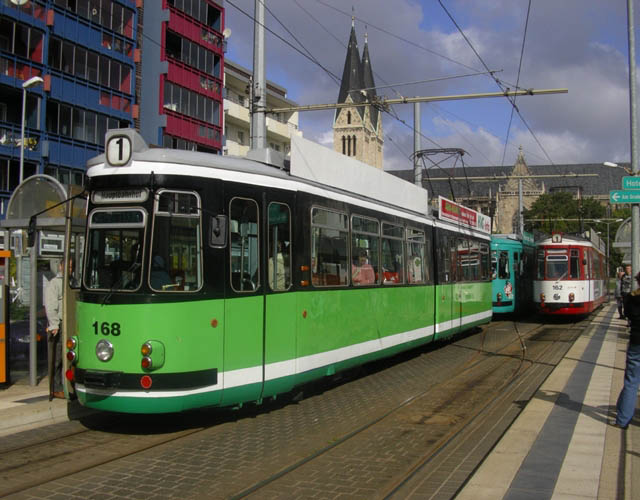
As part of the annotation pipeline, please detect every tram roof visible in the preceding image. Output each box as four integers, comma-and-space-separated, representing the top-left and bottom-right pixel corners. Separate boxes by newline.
87, 130, 435, 220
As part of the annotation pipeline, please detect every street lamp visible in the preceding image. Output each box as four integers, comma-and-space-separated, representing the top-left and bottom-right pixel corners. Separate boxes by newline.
595, 218, 624, 278
604, 161, 633, 174
19, 76, 43, 185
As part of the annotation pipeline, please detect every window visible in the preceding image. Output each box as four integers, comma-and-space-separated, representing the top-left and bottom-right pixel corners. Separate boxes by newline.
62, 41, 74, 73
75, 46, 86, 78
84, 209, 146, 291
406, 228, 425, 284
87, 51, 98, 83
268, 202, 291, 291
72, 108, 84, 141
311, 208, 348, 286
480, 243, 490, 280
570, 249, 580, 279
351, 215, 379, 286
230, 198, 259, 292
497, 251, 510, 279
151, 191, 203, 292
381, 223, 404, 284
545, 250, 568, 280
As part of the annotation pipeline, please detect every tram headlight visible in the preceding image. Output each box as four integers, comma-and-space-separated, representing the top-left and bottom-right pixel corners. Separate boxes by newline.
540, 293, 545, 303
569, 292, 575, 302
96, 339, 114, 362
497, 292, 502, 302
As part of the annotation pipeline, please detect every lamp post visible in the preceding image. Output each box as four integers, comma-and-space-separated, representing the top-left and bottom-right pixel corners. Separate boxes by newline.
19, 76, 43, 185
596, 218, 624, 299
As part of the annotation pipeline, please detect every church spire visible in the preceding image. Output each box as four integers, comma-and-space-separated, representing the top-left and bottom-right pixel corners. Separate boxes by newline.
336, 14, 364, 123
361, 27, 379, 131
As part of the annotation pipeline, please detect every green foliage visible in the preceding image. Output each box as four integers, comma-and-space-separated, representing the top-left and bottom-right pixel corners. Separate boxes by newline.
523, 193, 606, 234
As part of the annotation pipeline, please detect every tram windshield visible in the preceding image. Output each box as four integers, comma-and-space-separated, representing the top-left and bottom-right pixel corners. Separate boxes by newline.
491, 250, 510, 279
150, 190, 203, 292
537, 249, 569, 280
84, 209, 145, 290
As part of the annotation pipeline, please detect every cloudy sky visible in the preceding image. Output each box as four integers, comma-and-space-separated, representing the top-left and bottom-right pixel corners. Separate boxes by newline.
224, 0, 639, 171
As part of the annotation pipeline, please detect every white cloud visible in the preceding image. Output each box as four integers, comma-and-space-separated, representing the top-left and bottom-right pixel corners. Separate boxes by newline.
225, 0, 638, 171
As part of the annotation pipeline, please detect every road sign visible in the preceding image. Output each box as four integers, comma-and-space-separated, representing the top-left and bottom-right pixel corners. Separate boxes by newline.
610, 190, 640, 203
622, 176, 640, 190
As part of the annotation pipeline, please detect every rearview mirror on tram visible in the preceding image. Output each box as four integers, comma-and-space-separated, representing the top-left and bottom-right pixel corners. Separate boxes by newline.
210, 215, 227, 248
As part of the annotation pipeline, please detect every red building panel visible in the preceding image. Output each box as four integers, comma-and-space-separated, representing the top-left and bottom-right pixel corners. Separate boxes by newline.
165, 113, 222, 150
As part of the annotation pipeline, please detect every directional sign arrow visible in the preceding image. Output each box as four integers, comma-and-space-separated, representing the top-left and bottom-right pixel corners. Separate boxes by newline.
610, 190, 640, 203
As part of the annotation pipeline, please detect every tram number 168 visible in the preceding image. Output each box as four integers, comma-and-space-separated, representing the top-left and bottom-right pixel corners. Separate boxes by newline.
93, 321, 122, 336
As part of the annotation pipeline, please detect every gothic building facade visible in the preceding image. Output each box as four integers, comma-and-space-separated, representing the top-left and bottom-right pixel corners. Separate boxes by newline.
333, 21, 383, 169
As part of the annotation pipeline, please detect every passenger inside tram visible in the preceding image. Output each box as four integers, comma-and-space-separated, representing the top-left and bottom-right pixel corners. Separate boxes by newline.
352, 249, 375, 285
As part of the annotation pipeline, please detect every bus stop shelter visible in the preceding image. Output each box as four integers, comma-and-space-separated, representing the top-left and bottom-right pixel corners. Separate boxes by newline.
1, 175, 86, 386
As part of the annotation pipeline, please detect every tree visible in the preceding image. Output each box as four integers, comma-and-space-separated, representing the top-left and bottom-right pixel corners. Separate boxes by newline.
523, 192, 605, 234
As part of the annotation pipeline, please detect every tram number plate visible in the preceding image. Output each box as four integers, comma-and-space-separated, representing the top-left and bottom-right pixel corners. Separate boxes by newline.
93, 321, 122, 336
552, 285, 563, 290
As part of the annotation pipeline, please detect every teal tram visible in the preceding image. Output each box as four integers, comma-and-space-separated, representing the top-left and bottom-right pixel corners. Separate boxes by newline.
490, 233, 535, 315
65, 130, 493, 413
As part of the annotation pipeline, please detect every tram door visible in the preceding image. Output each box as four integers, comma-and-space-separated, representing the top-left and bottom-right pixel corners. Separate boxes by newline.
435, 231, 459, 340
451, 237, 465, 333
221, 196, 265, 406
262, 199, 296, 399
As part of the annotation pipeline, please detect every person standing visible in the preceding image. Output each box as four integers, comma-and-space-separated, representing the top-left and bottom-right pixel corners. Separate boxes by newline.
621, 265, 633, 319
615, 270, 626, 319
44, 260, 64, 399
615, 271, 640, 429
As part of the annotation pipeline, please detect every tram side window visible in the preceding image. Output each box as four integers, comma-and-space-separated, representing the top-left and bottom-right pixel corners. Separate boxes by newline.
268, 202, 291, 291
382, 223, 404, 284
498, 251, 510, 279
84, 209, 145, 291
536, 250, 545, 279
406, 227, 425, 284
480, 243, 490, 280
151, 191, 203, 292
351, 215, 379, 286
230, 198, 259, 292
311, 208, 348, 287
570, 249, 580, 279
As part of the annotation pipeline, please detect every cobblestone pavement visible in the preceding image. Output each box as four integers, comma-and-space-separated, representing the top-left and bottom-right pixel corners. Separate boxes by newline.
4, 317, 586, 500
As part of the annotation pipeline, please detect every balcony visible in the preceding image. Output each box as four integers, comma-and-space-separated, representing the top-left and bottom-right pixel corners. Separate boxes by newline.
224, 98, 249, 126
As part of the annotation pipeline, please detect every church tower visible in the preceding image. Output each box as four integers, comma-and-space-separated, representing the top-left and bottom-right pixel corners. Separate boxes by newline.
495, 147, 544, 234
333, 21, 384, 169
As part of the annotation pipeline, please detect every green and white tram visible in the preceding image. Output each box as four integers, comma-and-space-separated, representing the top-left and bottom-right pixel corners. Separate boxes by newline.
67, 130, 492, 413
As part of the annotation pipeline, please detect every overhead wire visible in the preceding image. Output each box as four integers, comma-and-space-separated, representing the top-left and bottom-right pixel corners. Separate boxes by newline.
501, 0, 532, 167
438, 0, 556, 166
295, 1, 475, 191
260, 0, 340, 86
226, 0, 476, 193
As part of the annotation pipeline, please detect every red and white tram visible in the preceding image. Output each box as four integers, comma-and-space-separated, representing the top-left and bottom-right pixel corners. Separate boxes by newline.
534, 231, 607, 316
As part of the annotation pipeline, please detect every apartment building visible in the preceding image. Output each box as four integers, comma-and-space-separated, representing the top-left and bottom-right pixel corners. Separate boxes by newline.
0, 0, 137, 213
223, 59, 301, 157
139, 0, 224, 153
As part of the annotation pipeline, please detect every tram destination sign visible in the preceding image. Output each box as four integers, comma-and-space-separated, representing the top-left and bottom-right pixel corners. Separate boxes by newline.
622, 176, 640, 190
610, 190, 640, 204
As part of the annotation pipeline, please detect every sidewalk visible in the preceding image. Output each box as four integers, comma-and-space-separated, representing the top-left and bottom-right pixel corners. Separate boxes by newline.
458, 303, 639, 500
0, 376, 90, 437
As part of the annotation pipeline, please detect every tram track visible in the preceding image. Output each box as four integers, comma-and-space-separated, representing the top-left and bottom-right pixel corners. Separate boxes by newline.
2, 315, 590, 499
224, 317, 587, 499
